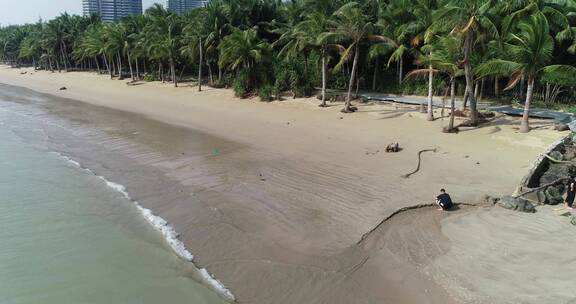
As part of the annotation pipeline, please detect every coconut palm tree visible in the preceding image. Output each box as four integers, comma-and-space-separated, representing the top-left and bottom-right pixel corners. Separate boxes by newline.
477, 13, 575, 133
322, 2, 376, 113
181, 9, 208, 91
432, 0, 498, 125
218, 28, 271, 73
408, 36, 464, 131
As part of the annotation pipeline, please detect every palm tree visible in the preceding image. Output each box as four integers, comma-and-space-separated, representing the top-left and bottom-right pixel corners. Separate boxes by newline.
432, 0, 498, 125
477, 13, 575, 133
181, 10, 207, 91
411, 36, 463, 131
218, 28, 271, 73
322, 2, 376, 113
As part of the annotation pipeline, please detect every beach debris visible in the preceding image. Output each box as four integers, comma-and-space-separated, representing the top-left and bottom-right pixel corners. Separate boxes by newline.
211, 148, 220, 156
386, 143, 400, 153
515, 177, 570, 199
365, 149, 380, 155
59, 86, 67, 90
498, 196, 536, 213
259, 174, 266, 181
401, 148, 437, 178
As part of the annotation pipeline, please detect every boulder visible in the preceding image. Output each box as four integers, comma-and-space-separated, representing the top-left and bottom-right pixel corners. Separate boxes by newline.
549, 151, 564, 161
554, 124, 570, 131
540, 164, 576, 185
498, 196, 536, 213
544, 185, 565, 205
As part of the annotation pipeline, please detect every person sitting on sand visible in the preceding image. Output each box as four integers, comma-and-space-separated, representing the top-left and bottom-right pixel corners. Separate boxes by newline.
436, 189, 453, 211
565, 177, 576, 210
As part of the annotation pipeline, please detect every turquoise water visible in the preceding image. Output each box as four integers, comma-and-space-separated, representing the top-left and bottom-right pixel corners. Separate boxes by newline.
0, 104, 229, 303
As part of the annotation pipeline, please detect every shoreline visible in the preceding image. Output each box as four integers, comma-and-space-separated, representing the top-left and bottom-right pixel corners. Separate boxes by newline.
0, 66, 568, 303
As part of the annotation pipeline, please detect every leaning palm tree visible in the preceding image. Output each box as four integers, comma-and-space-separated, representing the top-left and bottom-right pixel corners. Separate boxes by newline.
321, 2, 376, 113
477, 13, 576, 133
432, 0, 498, 125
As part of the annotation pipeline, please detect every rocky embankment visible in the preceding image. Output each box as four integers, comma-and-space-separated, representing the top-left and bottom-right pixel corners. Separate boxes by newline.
497, 134, 576, 223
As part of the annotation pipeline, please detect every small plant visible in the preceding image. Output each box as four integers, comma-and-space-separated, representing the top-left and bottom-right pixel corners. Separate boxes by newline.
143, 72, 159, 82
258, 84, 274, 102
233, 69, 251, 98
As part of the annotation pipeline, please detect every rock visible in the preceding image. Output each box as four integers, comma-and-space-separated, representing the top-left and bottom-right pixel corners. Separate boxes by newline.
568, 121, 576, 132
549, 151, 564, 161
571, 215, 576, 226
554, 124, 570, 131
498, 196, 536, 213
540, 164, 576, 185
59, 86, 67, 90
544, 185, 565, 205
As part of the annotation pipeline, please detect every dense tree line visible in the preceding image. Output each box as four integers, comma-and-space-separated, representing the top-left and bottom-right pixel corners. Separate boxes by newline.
2, 0, 576, 132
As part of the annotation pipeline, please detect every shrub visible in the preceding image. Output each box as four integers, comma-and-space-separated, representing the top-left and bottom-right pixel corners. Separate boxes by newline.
233, 69, 251, 98
143, 72, 159, 82
258, 85, 274, 102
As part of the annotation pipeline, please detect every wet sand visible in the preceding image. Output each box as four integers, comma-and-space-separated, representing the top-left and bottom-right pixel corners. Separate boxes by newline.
0, 66, 569, 303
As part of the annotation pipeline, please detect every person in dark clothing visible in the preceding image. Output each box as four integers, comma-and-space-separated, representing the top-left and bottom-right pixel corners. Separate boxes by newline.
436, 189, 453, 211
565, 177, 576, 209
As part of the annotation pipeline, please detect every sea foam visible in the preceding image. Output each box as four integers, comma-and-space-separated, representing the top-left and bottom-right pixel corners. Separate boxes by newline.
53, 152, 235, 301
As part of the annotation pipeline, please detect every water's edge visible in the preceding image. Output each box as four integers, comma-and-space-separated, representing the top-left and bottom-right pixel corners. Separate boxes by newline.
53, 152, 236, 302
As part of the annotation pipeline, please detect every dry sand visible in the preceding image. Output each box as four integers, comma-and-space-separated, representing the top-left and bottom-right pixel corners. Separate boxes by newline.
0, 66, 569, 303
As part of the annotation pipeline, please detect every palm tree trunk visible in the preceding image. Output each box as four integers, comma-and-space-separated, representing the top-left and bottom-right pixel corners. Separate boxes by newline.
398, 57, 403, 85
320, 53, 327, 107
344, 45, 359, 112
463, 87, 469, 110
474, 80, 479, 101
170, 58, 177, 87
135, 58, 140, 80
109, 56, 114, 79
117, 52, 123, 79
103, 56, 109, 73
372, 57, 379, 91
494, 77, 499, 98
448, 76, 456, 131
198, 38, 203, 92
208, 65, 214, 85
463, 32, 477, 125
479, 78, 485, 102
520, 77, 534, 133
218, 66, 222, 82
95, 57, 100, 74
427, 59, 434, 121
128, 52, 134, 81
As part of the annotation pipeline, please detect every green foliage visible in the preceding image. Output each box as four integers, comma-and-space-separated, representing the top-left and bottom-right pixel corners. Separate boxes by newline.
3, 0, 576, 112
258, 84, 274, 102
232, 69, 251, 98
143, 72, 159, 82
273, 57, 314, 98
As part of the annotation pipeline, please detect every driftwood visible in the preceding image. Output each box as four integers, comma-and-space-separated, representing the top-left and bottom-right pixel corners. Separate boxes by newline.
401, 149, 437, 178
514, 177, 570, 198
544, 154, 574, 164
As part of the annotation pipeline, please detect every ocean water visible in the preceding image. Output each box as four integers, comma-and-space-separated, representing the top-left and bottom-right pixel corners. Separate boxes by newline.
0, 88, 230, 304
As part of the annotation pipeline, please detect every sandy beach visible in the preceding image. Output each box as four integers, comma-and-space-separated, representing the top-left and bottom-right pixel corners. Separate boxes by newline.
0, 65, 570, 303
